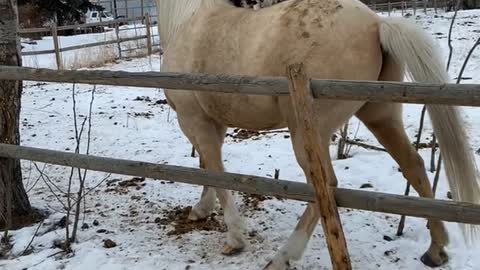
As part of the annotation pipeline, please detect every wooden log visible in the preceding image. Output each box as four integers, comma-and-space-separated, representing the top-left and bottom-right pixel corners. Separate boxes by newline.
0, 143, 480, 224
18, 27, 50, 34
21, 49, 56, 56
1, 66, 480, 106
51, 24, 63, 70
59, 35, 147, 53
287, 63, 352, 270
145, 14, 153, 56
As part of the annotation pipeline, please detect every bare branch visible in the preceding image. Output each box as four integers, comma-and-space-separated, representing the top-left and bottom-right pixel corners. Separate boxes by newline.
432, 154, 443, 196
455, 37, 480, 84
446, 0, 462, 71
33, 163, 67, 210
430, 134, 437, 173
22, 221, 44, 256
71, 86, 96, 242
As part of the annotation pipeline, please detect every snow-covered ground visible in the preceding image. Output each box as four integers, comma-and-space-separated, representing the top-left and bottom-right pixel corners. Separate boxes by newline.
22, 24, 160, 69
1, 8, 480, 270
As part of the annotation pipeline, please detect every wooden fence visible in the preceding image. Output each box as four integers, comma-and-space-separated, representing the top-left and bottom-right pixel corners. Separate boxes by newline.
20, 15, 160, 69
369, 0, 450, 15
1, 66, 480, 106
1, 65, 480, 269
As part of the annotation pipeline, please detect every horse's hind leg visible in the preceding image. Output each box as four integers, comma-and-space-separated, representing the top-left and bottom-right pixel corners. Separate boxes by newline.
356, 102, 449, 267
176, 113, 246, 255
189, 149, 220, 221
188, 186, 216, 221
265, 99, 364, 270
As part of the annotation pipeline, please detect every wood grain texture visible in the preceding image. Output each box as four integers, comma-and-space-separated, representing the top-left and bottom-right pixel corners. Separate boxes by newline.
1, 66, 480, 106
51, 24, 63, 70
0, 143, 479, 224
287, 63, 352, 269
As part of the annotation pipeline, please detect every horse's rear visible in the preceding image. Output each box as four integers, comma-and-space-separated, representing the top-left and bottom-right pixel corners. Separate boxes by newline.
158, 0, 479, 268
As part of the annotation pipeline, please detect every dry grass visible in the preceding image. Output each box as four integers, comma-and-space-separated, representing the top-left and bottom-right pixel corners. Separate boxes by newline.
63, 44, 118, 70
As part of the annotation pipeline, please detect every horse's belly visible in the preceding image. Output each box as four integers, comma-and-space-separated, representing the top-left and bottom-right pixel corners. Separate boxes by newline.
196, 93, 286, 130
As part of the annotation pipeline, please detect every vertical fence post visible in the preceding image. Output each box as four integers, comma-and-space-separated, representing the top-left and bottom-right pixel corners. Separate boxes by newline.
388, 1, 392, 15
286, 63, 352, 270
124, 0, 129, 19
115, 22, 122, 59
434, 0, 437, 13
141, 0, 145, 24
402, 1, 405, 16
145, 14, 153, 56
424, 0, 427, 13
113, 0, 118, 18
413, 0, 417, 15
373, 0, 377, 11
51, 24, 63, 70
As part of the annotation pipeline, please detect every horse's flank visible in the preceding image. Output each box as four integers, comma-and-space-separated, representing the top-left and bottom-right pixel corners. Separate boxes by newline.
159, 0, 382, 130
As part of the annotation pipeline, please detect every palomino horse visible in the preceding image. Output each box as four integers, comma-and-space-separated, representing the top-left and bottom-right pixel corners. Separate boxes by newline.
156, 0, 480, 268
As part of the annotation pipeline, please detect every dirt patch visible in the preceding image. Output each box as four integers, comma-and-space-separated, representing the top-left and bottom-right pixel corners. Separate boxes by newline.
240, 192, 272, 211
226, 128, 290, 141
105, 177, 146, 194
133, 96, 168, 106
156, 206, 226, 236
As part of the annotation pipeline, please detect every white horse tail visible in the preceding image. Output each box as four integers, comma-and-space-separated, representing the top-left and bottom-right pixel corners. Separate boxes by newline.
378, 17, 480, 241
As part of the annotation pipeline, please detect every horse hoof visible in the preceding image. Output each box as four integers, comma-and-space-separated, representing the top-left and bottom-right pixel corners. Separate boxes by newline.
187, 208, 207, 221
421, 250, 448, 268
221, 244, 244, 256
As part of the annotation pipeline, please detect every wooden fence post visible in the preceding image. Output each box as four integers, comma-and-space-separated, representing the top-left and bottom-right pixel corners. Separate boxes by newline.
115, 22, 122, 59
424, 0, 427, 13
413, 0, 417, 15
388, 1, 392, 15
51, 24, 63, 70
141, 0, 145, 24
113, 0, 118, 18
124, 0, 129, 19
145, 14, 153, 56
286, 63, 352, 270
402, 1, 405, 16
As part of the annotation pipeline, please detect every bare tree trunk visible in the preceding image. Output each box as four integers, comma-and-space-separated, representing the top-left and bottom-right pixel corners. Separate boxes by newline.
0, 0, 32, 229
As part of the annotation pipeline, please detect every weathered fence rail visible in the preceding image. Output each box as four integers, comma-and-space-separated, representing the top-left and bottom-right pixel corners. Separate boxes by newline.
1, 143, 479, 224
1, 65, 480, 106
19, 15, 157, 35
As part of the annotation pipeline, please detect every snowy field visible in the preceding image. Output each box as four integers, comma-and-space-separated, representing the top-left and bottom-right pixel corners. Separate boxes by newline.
22, 24, 160, 69
2, 8, 480, 270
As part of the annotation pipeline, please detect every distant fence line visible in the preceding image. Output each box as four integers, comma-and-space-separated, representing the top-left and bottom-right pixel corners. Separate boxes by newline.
20, 15, 160, 70
368, 0, 450, 15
